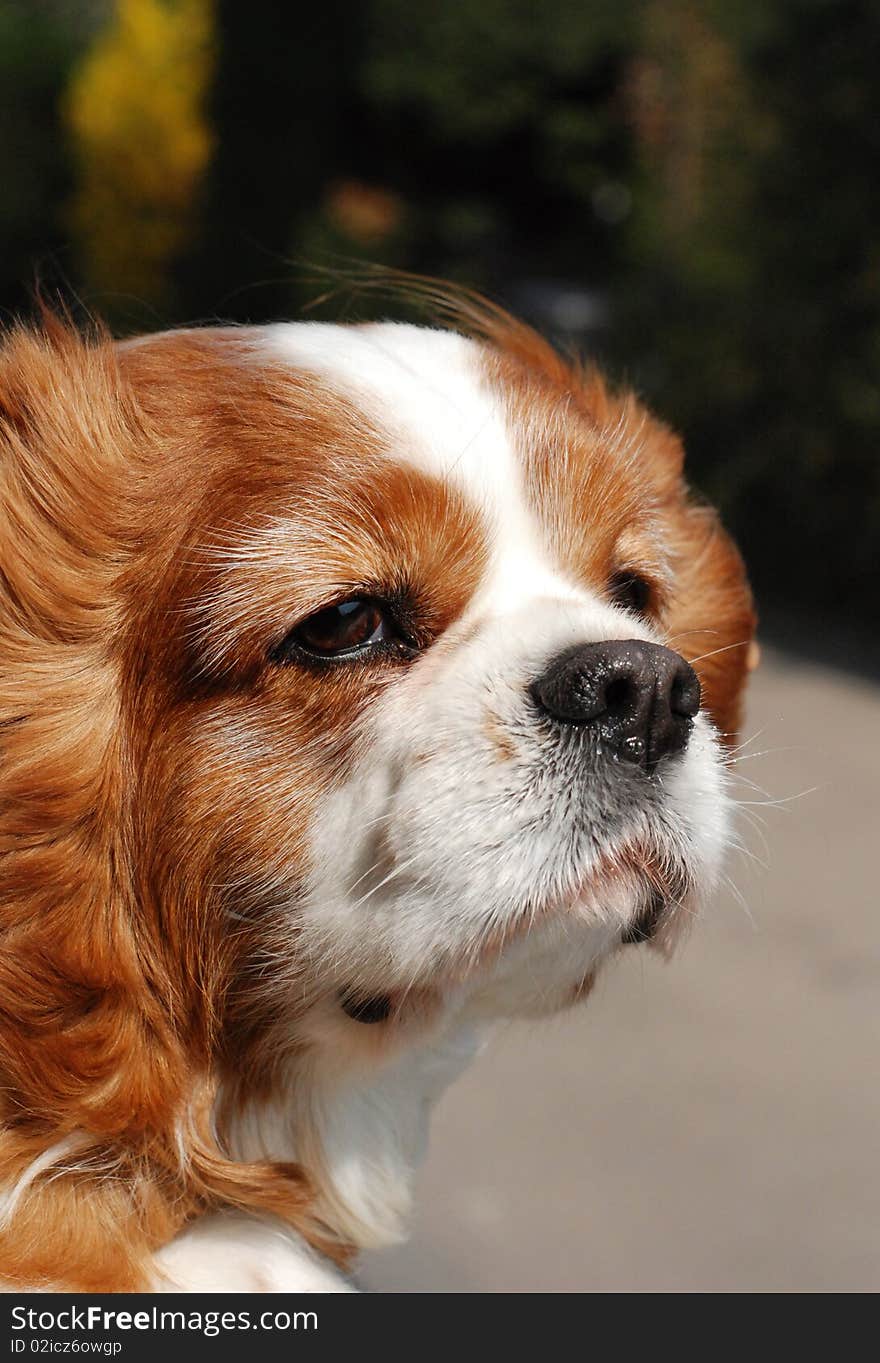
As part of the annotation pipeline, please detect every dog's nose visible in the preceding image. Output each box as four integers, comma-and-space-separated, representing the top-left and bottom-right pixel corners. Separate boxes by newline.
530, 640, 701, 769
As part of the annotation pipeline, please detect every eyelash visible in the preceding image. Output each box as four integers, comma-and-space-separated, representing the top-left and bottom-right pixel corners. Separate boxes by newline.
270, 597, 418, 667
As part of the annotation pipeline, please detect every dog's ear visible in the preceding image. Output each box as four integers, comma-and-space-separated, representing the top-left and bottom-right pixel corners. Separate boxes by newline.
0, 321, 338, 1288
0, 318, 184, 1286
0, 320, 158, 1116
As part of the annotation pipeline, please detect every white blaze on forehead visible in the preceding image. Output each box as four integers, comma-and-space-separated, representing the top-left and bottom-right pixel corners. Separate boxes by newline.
262, 321, 588, 617
261, 321, 656, 648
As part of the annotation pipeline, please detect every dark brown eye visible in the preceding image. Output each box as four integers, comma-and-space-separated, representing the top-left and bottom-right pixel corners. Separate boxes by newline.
608, 570, 653, 616
287, 599, 387, 658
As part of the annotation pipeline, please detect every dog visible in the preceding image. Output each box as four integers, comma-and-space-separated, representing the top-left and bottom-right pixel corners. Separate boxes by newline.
0, 285, 755, 1290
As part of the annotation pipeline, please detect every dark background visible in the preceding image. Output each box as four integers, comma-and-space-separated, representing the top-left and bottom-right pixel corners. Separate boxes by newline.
2, 0, 879, 642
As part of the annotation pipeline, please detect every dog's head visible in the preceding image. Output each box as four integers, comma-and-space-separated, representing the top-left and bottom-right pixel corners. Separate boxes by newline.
0, 296, 754, 1286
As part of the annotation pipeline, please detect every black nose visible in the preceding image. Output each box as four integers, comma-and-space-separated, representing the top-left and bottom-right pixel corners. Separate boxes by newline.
530, 639, 701, 770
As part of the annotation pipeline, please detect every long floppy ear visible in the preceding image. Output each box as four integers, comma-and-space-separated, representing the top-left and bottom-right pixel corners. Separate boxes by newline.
0, 320, 337, 1289
0, 317, 179, 1285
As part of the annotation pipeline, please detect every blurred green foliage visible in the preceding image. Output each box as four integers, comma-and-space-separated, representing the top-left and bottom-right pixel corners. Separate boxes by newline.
0, 0, 877, 619
65, 0, 213, 309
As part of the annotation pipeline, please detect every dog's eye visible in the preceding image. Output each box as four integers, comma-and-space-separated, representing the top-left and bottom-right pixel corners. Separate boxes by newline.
289, 599, 389, 658
608, 570, 653, 616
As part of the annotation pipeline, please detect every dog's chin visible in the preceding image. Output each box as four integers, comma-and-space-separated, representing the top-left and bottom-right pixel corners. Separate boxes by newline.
333, 869, 688, 1032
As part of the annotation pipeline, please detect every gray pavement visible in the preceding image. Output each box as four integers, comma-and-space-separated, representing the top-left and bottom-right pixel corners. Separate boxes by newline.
360, 646, 880, 1292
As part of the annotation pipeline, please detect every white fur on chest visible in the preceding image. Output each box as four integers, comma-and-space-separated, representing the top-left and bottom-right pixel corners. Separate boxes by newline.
154, 1212, 355, 1292
224, 1021, 482, 1250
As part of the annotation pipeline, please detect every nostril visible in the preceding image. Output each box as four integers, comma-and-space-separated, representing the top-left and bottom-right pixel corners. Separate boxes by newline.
670, 666, 701, 719
604, 675, 636, 714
